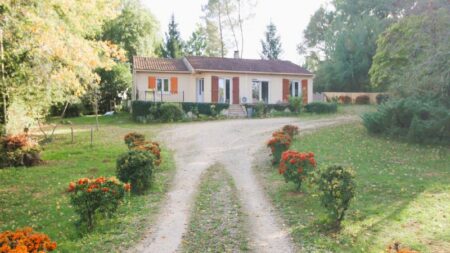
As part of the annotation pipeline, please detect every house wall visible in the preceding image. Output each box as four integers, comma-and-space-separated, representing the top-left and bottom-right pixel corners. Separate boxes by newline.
134, 71, 313, 104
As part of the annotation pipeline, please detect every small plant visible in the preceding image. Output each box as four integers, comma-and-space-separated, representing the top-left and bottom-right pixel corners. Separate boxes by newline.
67, 177, 130, 231
288, 96, 303, 113
123, 132, 145, 148
355, 95, 370, 104
132, 141, 162, 166
159, 103, 183, 122
339, 95, 352, 104
317, 165, 355, 229
0, 134, 41, 168
282, 125, 299, 138
210, 104, 217, 117
386, 242, 419, 253
267, 131, 292, 164
0, 227, 57, 252
116, 150, 154, 195
279, 150, 316, 191
254, 101, 266, 117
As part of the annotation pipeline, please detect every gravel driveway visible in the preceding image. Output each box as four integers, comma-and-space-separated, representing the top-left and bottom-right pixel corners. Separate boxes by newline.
133, 116, 357, 253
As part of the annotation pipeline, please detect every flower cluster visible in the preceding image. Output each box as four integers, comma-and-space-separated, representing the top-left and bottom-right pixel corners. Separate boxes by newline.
67, 177, 130, 231
267, 131, 292, 164
279, 150, 316, 191
0, 134, 41, 168
123, 133, 162, 166
0, 227, 56, 253
282, 125, 299, 138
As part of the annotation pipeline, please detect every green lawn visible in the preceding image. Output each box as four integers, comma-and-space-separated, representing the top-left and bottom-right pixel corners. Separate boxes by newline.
256, 123, 450, 253
0, 122, 175, 252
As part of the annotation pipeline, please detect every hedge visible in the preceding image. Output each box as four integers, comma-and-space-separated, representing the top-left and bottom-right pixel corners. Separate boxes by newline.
180, 102, 229, 115
304, 102, 338, 114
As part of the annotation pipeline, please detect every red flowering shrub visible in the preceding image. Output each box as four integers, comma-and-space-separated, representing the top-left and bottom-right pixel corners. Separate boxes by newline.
355, 95, 370, 104
282, 125, 299, 138
0, 134, 41, 168
67, 177, 130, 231
386, 242, 419, 253
0, 227, 56, 252
267, 131, 292, 164
131, 141, 162, 166
279, 150, 316, 191
339, 95, 352, 104
123, 132, 145, 148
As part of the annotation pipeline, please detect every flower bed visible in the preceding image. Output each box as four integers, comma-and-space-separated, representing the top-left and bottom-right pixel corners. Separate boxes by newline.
0, 227, 57, 252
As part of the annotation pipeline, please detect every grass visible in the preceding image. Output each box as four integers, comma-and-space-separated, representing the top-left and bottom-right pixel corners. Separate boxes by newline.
255, 123, 450, 253
0, 123, 176, 252
182, 165, 250, 252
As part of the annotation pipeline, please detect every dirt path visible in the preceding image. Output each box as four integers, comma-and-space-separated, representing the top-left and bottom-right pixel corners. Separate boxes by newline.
133, 116, 357, 253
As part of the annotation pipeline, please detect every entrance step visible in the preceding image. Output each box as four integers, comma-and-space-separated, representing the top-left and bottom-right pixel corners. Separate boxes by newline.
227, 104, 247, 118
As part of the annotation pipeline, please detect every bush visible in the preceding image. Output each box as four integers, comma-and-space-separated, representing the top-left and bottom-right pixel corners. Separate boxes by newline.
132, 141, 162, 166
304, 102, 337, 114
282, 125, 299, 138
355, 95, 370, 104
362, 97, 450, 144
317, 165, 355, 229
376, 94, 389, 104
67, 177, 130, 231
288, 96, 303, 113
267, 131, 291, 164
0, 134, 41, 168
339, 95, 352, 104
279, 150, 316, 191
159, 103, 183, 122
123, 132, 145, 148
181, 102, 229, 116
116, 150, 154, 195
254, 101, 266, 117
0, 227, 57, 252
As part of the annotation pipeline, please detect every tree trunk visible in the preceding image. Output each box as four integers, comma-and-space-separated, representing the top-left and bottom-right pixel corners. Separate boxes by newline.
218, 9, 225, 58
238, 0, 244, 57
0, 28, 7, 127
60, 102, 70, 119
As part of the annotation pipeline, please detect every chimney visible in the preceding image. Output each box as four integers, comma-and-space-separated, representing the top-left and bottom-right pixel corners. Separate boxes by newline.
234, 50, 240, 59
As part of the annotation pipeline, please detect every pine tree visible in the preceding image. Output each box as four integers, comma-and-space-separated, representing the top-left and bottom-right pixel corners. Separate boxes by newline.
161, 14, 184, 58
260, 22, 282, 60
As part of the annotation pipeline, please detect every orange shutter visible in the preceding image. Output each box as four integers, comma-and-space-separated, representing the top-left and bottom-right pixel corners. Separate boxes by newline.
211, 76, 219, 103
148, 76, 156, 90
170, 77, 178, 94
301, 79, 308, 105
282, 79, 290, 102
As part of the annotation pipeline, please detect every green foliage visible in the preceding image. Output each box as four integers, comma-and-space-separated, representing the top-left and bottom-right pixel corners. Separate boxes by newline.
97, 63, 132, 112
376, 94, 389, 104
0, 134, 41, 168
288, 96, 302, 113
161, 14, 184, 58
254, 101, 266, 117
158, 103, 184, 122
304, 102, 337, 114
181, 102, 229, 116
116, 150, 154, 195
185, 25, 208, 56
355, 95, 370, 105
317, 165, 355, 229
67, 177, 128, 232
260, 22, 282, 60
362, 97, 450, 144
50, 103, 85, 118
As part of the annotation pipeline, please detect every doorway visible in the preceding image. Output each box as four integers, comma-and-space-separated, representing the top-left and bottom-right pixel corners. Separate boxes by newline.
197, 78, 204, 102
219, 78, 232, 104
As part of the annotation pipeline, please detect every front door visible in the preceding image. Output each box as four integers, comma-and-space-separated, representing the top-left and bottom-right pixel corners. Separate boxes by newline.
197, 78, 204, 102
261, 81, 269, 103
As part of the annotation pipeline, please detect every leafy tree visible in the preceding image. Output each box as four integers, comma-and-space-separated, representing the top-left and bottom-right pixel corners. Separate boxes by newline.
161, 14, 184, 59
203, 0, 227, 57
204, 20, 223, 57
185, 25, 207, 56
102, 0, 160, 62
260, 22, 282, 60
97, 62, 132, 112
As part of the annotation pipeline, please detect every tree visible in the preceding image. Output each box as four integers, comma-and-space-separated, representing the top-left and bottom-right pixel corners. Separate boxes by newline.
97, 62, 132, 112
203, 0, 226, 57
0, 0, 125, 133
161, 14, 184, 59
260, 22, 282, 60
185, 25, 207, 56
204, 20, 223, 57
102, 0, 160, 62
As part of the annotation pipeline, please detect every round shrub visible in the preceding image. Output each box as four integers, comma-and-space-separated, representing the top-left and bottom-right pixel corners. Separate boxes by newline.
279, 150, 316, 191
282, 125, 299, 138
267, 131, 292, 164
317, 165, 355, 229
67, 177, 130, 231
132, 141, 162, 166
159, 103, 183, 122
355, 95, 370, 104
288, 96, 302, 113
124, 132, 145, 148
0, 134, 41, 168
116, 150, 154, 194
0, 227, 57, 252
339, 95, 352, 104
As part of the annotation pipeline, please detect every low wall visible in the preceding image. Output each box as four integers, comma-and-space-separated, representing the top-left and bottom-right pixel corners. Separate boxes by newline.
322, 92, 384, 104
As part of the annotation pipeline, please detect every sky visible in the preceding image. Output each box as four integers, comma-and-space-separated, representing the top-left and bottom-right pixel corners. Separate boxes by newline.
141, 0, 329, 64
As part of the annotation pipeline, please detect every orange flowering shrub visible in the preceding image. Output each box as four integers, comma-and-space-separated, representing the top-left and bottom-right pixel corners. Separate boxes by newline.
0, 134, 41, 168
67, 177, 130, 231
0, 227, 56, 252
282, 125, 299, 138
131, 141, 162, 166
123, 132, 145, 148
279, 150, 316, 191
386, 242, 420, 253
267, 131, 292, 164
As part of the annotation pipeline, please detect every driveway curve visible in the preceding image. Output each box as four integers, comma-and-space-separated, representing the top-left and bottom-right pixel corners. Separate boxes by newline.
133, 116, 356, 253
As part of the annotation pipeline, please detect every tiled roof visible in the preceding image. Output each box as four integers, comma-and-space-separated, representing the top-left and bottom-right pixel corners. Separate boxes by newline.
133, 57, 189, 72
185, 56, 312, 75
133, 56, 312, 75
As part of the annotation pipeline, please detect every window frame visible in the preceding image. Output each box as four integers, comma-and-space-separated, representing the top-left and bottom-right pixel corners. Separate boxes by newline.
156, 78, 170, 94
290, 80, 301, 97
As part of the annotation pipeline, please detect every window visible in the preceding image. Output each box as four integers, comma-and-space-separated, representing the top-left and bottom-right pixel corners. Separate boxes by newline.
252, 80, 269, 103
157, 78, 170, 93
290, 81, 301, 97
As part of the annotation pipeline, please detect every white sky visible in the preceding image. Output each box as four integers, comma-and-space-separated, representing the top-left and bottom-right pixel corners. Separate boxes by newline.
141, 0, 329, 64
